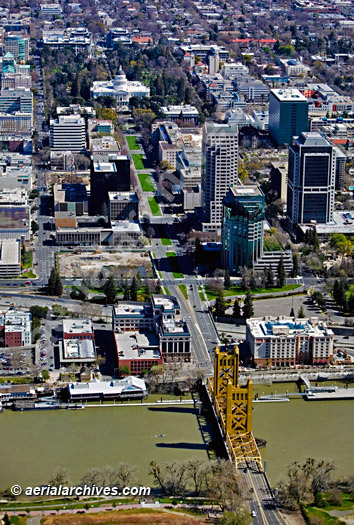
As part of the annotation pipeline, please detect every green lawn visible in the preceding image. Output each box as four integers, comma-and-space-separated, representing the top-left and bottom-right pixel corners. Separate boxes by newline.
205, 284, 301, 300
148, 196, 162, 216
161, 238, 172, 246
303, 505, 345, 525
138, 173, 154, 192
179, 284, 188, 300
198, 285, 206, 302
164, 286, 171, 295
126, 135, 140, 150
166, 252, 184, 279
21, 250, 33, 269
20, 270, 36, 279
132, 153, 146, 170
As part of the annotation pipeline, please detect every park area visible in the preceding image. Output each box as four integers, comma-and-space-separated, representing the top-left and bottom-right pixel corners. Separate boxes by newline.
132, 153, 146, 170
166, 252, 184, 279
148, 196, 162, 216
204, 284, 300, 300
138, 173, 155, 192
126, 135, 140, 150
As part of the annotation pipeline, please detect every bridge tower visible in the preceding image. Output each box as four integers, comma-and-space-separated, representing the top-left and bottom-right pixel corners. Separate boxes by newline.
208, 346, 262, 470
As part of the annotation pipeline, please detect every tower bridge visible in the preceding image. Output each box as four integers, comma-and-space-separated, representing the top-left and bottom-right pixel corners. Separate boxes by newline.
206, 346, 262, 471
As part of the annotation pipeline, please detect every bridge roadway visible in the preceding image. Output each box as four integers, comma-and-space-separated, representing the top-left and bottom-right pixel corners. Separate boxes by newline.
245, 464, 283, 525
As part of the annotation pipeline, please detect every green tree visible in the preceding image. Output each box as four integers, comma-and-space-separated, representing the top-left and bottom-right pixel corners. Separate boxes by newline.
347, 292, 354, 314
232, 299, 242, 318
214, 289, 226, 317
243, 291, 254, 319
119, 366, 130, 376
130, 277, 138, 301
42, 369, 50, 380
298, 306, 305, 318
333, 278, 348, 309
155, 279, 162, 294
31, 220, 39, 233
266, 267, 274, 288
54, 269, 63, 297
277, 255, 286, 288
224, 269, 231, 289
104, 275, 116, 304
30, 306, 49, 319
219, 510, 252, 525
293, 253, 300, 277
3, 514, 10, 525
48, 267, 58, 296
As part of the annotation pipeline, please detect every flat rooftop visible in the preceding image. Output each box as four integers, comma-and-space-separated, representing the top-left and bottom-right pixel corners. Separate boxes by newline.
301, 211, 354, 235
60, 339, 96, 362
111, 221, 141, 233
115, 331, 160, 360
271, 88, 307, 102
63, 318, 93, 335
108, 192, 138, 202
0, 239, 20, 265
230, 185, 263, 197
93, 161, 117, 172
247, 316, 333, 337
0, 206, 29, 229
114, 303, 148, 317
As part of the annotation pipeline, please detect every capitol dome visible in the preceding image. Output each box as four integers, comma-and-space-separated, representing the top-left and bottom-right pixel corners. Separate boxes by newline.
113, 66, 128, 90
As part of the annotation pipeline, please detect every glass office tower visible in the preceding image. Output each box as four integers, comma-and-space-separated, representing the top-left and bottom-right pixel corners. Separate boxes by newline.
222, 185, 265, 274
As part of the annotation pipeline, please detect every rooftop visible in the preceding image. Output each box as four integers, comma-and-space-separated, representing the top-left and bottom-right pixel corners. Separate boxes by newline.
0, 239, 20, 265
108, 192, 138, 202
247, 316, 333, 338
60, 339, 96, 362
271, 88, 307, 102
295, 131, 332, 147
229, 185, 263, 197
63, 319, 93, 335
68, 376, 147, 396
115, 331, 160, 360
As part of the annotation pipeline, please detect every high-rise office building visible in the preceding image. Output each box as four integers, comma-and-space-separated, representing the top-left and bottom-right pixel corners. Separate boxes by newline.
269, 88, 308, 146
222, 185, 265, 273
202, 122, 238, 233
50, 115, 86, 152
4, 34, 29, 62
0, 87, 33, 114
208, 49, 219, 74
90, 156, 130, 216
287, 132, 335, 226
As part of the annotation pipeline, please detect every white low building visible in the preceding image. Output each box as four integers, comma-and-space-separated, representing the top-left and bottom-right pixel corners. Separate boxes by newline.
59, 339, 96, 365
91, 67, 150, 110
67, 376, 147, 400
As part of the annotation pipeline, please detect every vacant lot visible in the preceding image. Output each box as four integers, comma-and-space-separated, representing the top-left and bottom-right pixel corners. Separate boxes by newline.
42, 509, 206, 524
58, 251, 153, 279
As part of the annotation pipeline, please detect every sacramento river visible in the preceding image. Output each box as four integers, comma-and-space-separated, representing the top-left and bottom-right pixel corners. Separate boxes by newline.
0, 385, 353, 490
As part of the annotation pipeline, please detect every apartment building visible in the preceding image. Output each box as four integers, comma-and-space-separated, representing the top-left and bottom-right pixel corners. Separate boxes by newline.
246, 316, 334, 367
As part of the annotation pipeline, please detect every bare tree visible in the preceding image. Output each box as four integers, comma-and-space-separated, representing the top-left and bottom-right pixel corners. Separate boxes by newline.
49, 467, 71, 487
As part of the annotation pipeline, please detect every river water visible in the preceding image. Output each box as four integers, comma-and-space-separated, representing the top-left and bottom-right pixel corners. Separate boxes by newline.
0, 383, 353, 490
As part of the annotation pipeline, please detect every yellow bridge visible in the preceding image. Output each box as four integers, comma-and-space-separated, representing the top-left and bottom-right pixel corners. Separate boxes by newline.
206, 346, 263, 471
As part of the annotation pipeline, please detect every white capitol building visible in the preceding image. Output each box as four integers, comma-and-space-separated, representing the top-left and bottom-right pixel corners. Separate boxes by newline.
90, 67, 150, 109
